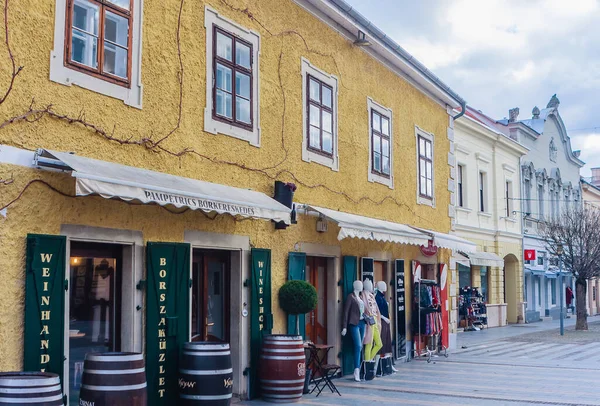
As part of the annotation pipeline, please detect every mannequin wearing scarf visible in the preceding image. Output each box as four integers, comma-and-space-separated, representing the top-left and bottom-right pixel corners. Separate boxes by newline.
361, 280, 383, 363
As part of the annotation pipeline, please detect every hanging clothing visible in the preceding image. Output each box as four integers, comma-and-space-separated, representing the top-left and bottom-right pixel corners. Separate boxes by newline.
566, 286, 574, 307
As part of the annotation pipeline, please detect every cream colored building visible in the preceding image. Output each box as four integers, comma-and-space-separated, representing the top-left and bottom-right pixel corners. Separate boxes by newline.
581, 173, 600, 316
452, 106, 528, 328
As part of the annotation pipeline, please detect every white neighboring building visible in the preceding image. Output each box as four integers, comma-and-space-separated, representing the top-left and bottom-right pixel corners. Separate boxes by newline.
453, 106, 528, 328
581, 172, 600, 316
494, 95, 584, 322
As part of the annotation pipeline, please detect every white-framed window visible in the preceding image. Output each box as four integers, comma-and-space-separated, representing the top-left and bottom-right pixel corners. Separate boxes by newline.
204, 6, 261, 147
50, 0, 143, 108
538, 251, 545, 266
415, 126, 434, 206
367, 98, 393, 189
505, 180, 513, 217
538, 183, 544, 219
457, 164, 465, 208
301, 58, 339, 171
479, 171, 487, 212
524, 178, 532, 216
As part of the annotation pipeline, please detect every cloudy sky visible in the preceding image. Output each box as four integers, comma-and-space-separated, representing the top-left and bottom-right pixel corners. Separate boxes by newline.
345, 0, 600, 176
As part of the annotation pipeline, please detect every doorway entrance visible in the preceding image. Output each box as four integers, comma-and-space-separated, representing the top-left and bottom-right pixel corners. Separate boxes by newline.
504, 254, 519, 323
305, 256, 328, 344
68, 241, 123, 405
374, 261, 386, 285
191, 250, 230, 342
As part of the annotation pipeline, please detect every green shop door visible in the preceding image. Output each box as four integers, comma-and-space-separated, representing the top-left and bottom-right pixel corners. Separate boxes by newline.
146, 242, 190, 406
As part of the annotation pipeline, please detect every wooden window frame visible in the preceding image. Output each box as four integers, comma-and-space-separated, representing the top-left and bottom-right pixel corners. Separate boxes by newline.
65, 0, 133, 87
418, 135, 433, 199
370, 109, 391, 178
212, 25, 254, 130
505, 181, 511, 217
457, 164, 464, 207
306, 74, 334, 158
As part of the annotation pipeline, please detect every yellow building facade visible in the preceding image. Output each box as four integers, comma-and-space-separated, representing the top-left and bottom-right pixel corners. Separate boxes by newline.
0, 0, 471, 403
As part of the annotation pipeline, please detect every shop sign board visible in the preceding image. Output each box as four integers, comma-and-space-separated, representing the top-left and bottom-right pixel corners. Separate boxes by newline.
146, 242, 190, 406
524, 249, 536, 261
394, 259, 406, 359
361, 257, 374, 284
419, 240, 438, 257
249, 248, 272, 399
24, 234, 66, 390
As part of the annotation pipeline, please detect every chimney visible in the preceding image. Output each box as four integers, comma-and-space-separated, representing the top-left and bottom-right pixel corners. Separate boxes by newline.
508, 107, 519, 123
592, 168, 600, 186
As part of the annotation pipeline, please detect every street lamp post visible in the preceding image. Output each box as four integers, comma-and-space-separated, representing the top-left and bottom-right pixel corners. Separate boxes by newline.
557, 243, 564, 336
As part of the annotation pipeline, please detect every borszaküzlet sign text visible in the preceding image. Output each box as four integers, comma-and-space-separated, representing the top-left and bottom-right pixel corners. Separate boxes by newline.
144, 190, 256, 216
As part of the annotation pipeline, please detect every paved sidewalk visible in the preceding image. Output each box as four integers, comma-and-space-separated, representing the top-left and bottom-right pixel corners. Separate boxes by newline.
240, 317, 600, 405
457, 315, 599, 348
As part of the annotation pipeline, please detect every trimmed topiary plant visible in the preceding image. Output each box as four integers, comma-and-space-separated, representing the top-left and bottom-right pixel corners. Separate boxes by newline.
279, 280, 317, 336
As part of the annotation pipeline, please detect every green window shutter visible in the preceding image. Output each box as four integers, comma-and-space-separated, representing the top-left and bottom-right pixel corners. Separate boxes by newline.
341, 256, 357, 376
146, 242, 190, 406
361, 257, 374, 284
24, 234, 66, 389
249, 248, 272, 399
287, 252, 306, 338
394, 259, 406, 358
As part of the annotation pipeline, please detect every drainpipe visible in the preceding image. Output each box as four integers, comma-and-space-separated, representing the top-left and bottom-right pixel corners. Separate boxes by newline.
519, 155, 528, 321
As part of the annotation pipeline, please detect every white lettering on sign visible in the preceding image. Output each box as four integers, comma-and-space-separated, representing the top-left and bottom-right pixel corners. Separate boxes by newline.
39, 252, 53, 371
158, 257, 168, 398
257, 261, 266, 331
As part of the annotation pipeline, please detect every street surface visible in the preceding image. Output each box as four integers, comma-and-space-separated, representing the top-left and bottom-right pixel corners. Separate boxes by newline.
242, 317, 600, 405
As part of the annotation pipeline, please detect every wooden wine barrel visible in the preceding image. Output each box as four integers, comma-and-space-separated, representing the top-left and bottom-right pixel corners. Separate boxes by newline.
79, 352, 147, 406
259, 335, 306, 403
178, 342, 233, 405
0, 372, 63, 405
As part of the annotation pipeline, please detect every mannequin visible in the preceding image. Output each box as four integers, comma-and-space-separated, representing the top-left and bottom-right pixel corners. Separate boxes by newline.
375, 281, 397, 373
361, 279, 382, 379
342, 280, 365, 382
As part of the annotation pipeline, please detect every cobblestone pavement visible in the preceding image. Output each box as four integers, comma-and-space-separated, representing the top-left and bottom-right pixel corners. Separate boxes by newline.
241, 320, 600, 405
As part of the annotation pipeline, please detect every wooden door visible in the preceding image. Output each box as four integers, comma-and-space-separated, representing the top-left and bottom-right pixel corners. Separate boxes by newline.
305, 257, 328, 344
191, 251, 230, 343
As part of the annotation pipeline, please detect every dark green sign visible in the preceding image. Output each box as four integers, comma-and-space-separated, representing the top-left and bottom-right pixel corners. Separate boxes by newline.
395, 259, 406, 358
361, 257, 374, 283
249, 248, 272, 399
286, 252, 306, 338
146, 242, 190, 406
341, 256, 357, 376
24, 234, 66, 386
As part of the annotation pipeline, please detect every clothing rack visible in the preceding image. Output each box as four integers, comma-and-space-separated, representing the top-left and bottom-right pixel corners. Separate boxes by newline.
411, 278, 447, 363
459, 287, 487, 331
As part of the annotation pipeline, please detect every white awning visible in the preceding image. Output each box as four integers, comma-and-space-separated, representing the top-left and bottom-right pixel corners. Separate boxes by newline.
467, 252, 505, 268
35, 149, 292, 223
304, 205, 430, 246
410, 227, 476, 253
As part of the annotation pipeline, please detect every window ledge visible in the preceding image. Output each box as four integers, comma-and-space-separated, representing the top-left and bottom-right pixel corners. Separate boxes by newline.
503, 217, 517, 223
478, 212, 492, 218
418, 196, 435, 207
456, 207, 472, 213
368, 173, 394, 189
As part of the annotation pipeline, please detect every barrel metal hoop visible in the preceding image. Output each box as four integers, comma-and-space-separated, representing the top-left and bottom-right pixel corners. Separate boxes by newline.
179, 368, 233, 375
263, 341, 303, 346
80, 383, 147, 391
0, 378, 60, 387
183, 344, 230, 350
0, 385, 61, 394
262, 385, 305, 391
262, 394, 303, 399
260, 379, 305, 384
180, 394, 233, 400
260, 355, 306, 360
182, 351, 231, 357
86, 354, 144, 362
0, 394, 63, 403
83, 368, 146, 375
261, 348, 304, 353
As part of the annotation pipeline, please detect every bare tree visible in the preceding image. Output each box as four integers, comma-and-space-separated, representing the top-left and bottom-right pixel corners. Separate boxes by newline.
539, 206, 600, 330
